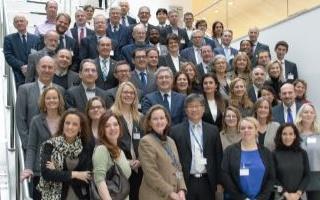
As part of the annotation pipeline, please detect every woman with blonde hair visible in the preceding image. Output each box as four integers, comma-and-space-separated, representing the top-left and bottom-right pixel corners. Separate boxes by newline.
228, 78, 253, 117
295, 103, 320, 200
265, 60, 284, 98
111, 81, 143, 200
230, 52, 252, 85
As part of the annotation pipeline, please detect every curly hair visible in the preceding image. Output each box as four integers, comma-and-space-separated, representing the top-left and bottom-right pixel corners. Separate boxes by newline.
274, 123, 302, 152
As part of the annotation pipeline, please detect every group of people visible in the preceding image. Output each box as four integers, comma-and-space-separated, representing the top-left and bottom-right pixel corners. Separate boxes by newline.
3, 0, 319, 199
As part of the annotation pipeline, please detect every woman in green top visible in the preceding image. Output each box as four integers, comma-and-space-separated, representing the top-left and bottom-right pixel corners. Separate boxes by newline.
92, 111, 131, 200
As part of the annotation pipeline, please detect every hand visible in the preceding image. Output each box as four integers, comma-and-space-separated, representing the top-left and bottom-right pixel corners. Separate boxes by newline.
217, 184, 224, 192
46, 161, 55, 170
20, 169, 33, 181
20, 65, 28, 75
290, 192, 301, 200
178, 190, 185, 200
130, 159, 141, 170
168, 192, 180, 200
72, 171, 91, 183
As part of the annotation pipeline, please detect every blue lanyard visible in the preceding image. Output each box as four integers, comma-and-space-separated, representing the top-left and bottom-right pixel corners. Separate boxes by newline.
190, 126, 203, 153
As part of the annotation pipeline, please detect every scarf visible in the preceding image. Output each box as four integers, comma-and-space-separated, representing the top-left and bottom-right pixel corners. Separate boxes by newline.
37, 136, 83, 200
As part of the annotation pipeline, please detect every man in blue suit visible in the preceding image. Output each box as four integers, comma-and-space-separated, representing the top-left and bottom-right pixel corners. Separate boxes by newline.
194, 19, 216, 51
4, 15, 40, 87
142, 66, 185, 125
119, 0, 137, 26
274, 40, 298, 82
214, 29, 238, 71
180, 30, 205, 65
272, 83, 302, 124
107, 6, 131, 61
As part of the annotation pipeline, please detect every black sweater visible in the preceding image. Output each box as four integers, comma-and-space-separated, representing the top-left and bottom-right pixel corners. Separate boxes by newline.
273, 149, 310, 193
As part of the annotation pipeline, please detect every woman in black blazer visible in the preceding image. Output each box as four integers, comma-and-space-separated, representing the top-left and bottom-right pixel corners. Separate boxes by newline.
38, 109, 95, 200
201, 73, 225, 130
111, 82, 143, 200
221, 117, 275, 200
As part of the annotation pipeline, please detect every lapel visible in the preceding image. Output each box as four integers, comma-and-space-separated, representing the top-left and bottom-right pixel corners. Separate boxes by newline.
95, 58, 104, 80
40, 113, 51, 137
133, 71, 143, 88
34, 81, 41, 98
71, 28, 78, 42
280, 104, 285, 123
107, 59, 116, 79
190, 48, 197, 64
198, 63, 205, 77
202, 122, 208, 156
167, 54, 176, 73
79, 84, 88, 106
183, 121, 192, 155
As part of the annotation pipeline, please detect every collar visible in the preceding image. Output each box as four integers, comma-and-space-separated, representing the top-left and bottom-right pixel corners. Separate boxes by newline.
55, 69, 68, 76
222, 44, 230, 49
38, 79, 52, 89
160, 90, 171, 97
135, 69, 147, 74
188, 120, 202, 129
283, 102, 296, 110
99, 56, 110, 61
82, 82, 96, 91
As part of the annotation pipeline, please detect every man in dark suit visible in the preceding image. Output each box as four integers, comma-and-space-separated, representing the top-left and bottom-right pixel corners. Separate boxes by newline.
158, 33, 187, 75
193, 19, 216, 51
65, 59, 112, 112
94, 37, 118, 90
3, 15, 40, 87
272, 83, 302, 124
248, 27, 270, 67
181, 30, 204, 65
142, 66, 185, 124
196, 45, 214, 79
148, 27, 168, 56
247, 65, 266, 102
156, 8, 168, 28
130, 49, 156, 95
170, 94, 223, 200
53, 49, 80, 89
160, 9, 189, 49
274, 40, 298, 82
107, 6, 131, 61
70, 9, 95, 49
121, 24, 151, 69
184, 12, 195, 40
119, 0, 137, 26
214, 29, 238, 70
79, 14, 107, 62
16, 56, 64, 150
25, 30, 59, 83
257, 50, 271, 68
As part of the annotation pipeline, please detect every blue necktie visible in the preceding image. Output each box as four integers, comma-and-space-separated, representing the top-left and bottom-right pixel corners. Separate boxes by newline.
287, 107, 293, 123
22, 34, 27, 51
140, 72, 147, 88
122, 16, 126, 26
163, 93, 170, 111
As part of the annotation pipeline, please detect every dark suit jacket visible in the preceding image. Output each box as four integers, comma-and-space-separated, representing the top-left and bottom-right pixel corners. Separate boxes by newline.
272, 102, 302, 124
94, 58, 118, 90
65, 84, 112, 112
187, 37, 216, 51
180, 47, 198, 65
120, 43, 152, 69
106, 24, 131, 60
124, 15, 137, 26
196, 63, 209, 80
202, 99, 223, 130
70, 26, 95, 46
284, 60, 298, 82
142, 90, 185, 125
3, 32, 40, 85
53, 70, 81, 90
213, 46, 238, 57
15, 82, 64, 149
158, 54, 187, 75
170, 120, 223, 191
247, 84, 259, 103
79, 35, 99, 61
252, 42, 270, 67
160, 25, 190, 49
130, 70, 157, 95
128, 23, 157, 43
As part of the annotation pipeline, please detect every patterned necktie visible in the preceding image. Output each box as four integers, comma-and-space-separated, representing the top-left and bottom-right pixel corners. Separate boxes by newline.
140, 72, 147, 88
101, 59, 108, 81
163, 93, 170, 111
79, 28, 84, 44
121, 16, 126, 26
287, 107, 293, 123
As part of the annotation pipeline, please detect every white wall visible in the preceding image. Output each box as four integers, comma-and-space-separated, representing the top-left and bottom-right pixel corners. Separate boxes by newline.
232, 6, 320, 111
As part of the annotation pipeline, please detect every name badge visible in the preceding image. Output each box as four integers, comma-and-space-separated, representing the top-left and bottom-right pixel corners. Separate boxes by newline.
307, 137, 317, 144
287, 73, 294, 80
133, 133, 141, 140
199, 157, 207, 165
110, 50, 114, 56
240, 168, 249, 176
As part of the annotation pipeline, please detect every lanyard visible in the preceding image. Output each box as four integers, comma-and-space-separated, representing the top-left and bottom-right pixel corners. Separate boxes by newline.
190, 126, 203, 153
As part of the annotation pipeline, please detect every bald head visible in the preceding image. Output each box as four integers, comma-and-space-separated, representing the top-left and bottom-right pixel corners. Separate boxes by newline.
37, 56, 56, 84
248, 26, 259, 43
280, 83, 296, 107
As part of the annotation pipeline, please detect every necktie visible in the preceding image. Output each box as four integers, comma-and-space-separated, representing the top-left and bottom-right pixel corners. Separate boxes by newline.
101, 59, 108, 81
287, 107, 293, 123
59, 35, 65, 49
122, 16, 126, 26
113, 25, 118, 32
22, 34, 27, 51
140, 72, 147, 88
79, 28, 84, 44
163, 93, 170, 111
196, 48, 202, 64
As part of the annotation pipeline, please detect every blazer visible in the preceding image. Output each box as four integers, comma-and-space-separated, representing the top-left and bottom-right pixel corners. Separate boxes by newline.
130, 70, 157, 95
180, 47, 198, 65
247, 84, 259, 103
195, 63, 209, 80
211, 37, 222, 49
252, 42, 270, 67
123, 15, 137, 26
94, 57, 118, 90
25, 113, 53, 176
188, 37, 216, 51
170, 121, 223, 191
70, 26, 95, 46
79, 35, 99, 61
15, 82, 64, 149
106, 24, 131, 60
141, 90, 185, 125
120, 43, 152, 69
160, 25, 190, 49
261, 121, 280, 151
158, 54, 187, 75
65, 84, 112, 112
40, 138, 95, 200
284, 60, 298, 82
213, 46, 238, 57
53, 70, 81, 90
3, 32, 40, 85
221, 142, 275, 200
202, 98, 224, 130
272, 102, 302, 124
138, 133, 187, 200
149, 43, 168, 56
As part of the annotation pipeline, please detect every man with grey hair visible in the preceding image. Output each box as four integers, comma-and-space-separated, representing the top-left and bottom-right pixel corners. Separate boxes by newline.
180, 29, 205, 65
171, 93, 222, 200
213, 29, 238, 65
79, 14, 108, 61
4, 14, 40, 86
118, 0, 136, 26
247, 65, 266, 102
142, 66, 185, 124
196, 44, 214, 79
70, 9, 95, 46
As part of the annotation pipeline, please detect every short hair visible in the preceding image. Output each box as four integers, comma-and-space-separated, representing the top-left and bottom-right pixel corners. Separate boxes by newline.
239, 117, 259, 133
168, 9, 178, 16
56, 13, 71, 24
109, 6, 121, 13
155, 66, 173, 79
274, 123, 302, 151
132, 48, 146, 59
113, 60, 130, 73
253, 98, 272, 123
166, 33, 181, 45
79, 59, 96, 72
184, 93, 205, 108
146, 47, 159, 56
275, 40, 289, 51
149, 26, 160, 33
97, 36, 112, 47
38, 86, 65, 115
44, 30, 59, 40
143, 105, 171, 136
191, 29, 204, 39
138, 6, 150, 14
223, 29, 233, 36
184, 12, 193, 18
45, 0, 58, 9
258, 50, 270, 58
195, 19, 207, 29
83, 4, 95, 12
156, 8, 167, 15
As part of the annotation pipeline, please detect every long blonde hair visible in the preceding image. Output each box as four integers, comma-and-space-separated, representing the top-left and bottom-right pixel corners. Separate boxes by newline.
111, 82, 141, 122
295, 103, 320, 133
